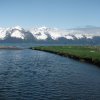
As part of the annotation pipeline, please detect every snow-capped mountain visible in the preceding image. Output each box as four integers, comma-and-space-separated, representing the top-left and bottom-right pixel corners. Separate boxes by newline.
0, 26, 100, 44
30, 26, 100, 40
0, 26, 25, 40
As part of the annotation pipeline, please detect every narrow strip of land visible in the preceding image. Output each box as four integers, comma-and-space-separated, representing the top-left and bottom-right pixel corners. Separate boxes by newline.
31, 46, 100, 67
0, 46, 22, 50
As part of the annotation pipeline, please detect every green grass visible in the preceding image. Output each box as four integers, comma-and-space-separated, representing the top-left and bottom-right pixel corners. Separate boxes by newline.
31, 46, 100, 66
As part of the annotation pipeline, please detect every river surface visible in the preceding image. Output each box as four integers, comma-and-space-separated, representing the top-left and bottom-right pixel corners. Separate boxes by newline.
0, 43, 100, 100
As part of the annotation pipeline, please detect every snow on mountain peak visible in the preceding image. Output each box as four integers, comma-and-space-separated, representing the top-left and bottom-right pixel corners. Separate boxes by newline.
0, 26, 100, 41
12, 26, 23, 30
38, 26, 48, 30
11, 30, 25, 39
0, 28, 8, 40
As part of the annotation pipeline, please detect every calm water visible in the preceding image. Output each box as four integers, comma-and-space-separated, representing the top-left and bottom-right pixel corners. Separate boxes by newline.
0, 43, 100, 100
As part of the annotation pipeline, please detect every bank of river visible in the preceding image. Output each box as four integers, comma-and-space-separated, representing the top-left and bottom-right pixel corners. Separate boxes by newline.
32, 46, 100, 66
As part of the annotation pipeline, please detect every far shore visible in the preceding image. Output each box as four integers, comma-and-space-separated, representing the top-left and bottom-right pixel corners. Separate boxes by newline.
0, 46, 22, 50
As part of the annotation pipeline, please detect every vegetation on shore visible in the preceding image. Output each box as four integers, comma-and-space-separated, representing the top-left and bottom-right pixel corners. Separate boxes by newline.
31, 46, 100, 66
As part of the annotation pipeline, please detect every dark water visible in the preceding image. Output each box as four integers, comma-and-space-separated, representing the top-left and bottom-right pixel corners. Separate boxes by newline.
0, 44, 100, 100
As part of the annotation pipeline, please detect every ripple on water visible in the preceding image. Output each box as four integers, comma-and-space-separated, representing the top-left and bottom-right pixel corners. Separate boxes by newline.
0, 50, 100, 100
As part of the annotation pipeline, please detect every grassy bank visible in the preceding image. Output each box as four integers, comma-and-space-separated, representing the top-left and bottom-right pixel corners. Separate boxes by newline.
31, 46, 100, 66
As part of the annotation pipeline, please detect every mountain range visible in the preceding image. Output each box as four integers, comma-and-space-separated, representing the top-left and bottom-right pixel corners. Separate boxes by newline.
0, 26, 100, 45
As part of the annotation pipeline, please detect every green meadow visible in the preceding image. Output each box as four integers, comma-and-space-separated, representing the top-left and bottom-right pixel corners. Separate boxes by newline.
31, 46, 100, 66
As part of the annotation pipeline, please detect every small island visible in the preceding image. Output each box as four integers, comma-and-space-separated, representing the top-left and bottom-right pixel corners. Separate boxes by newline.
31, 46, 100, 66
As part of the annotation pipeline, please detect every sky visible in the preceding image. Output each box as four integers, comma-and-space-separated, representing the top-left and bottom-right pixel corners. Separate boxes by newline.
0, 0, 100, 29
